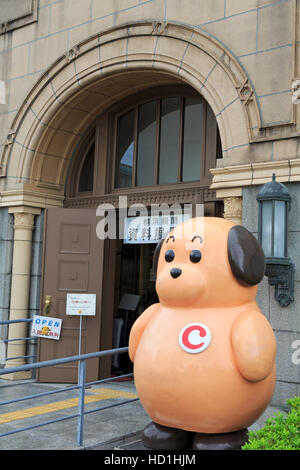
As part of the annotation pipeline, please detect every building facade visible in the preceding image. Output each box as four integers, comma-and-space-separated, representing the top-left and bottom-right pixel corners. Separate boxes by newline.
0, 0, 299, 403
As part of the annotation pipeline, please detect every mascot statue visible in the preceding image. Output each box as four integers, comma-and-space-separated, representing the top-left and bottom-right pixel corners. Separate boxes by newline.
129, 217, 276, 450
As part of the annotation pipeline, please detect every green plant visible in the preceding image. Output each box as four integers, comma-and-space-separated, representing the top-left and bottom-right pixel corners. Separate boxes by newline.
242, 396, 300, 450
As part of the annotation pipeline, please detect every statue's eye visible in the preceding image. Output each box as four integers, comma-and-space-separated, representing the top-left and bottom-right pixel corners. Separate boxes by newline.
190, 250, 202, 263
165, 250, 175, 262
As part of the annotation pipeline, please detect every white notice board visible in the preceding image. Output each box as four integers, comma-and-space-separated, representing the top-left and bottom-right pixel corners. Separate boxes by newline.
66, 293, 96, 316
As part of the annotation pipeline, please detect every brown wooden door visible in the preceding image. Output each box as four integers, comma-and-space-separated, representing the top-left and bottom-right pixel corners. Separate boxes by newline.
37, 208, 104, 383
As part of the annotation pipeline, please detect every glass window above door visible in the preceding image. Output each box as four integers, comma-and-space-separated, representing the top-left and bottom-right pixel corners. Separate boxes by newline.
67, 86, 222, 199
78, 141, 95, 192
114, 94, 208, 189
136, 100, 157, 187
159, 97, 181, 184
115, 109, 135, 189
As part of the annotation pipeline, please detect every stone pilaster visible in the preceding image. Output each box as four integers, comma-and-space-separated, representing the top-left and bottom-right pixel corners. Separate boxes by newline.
3, 207, 41, 380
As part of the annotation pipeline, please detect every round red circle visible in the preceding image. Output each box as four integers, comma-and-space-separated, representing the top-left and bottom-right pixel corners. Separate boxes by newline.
179, 323, 211, 354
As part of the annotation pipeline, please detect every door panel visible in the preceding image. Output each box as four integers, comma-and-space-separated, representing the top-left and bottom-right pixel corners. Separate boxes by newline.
37, 208, 104, 383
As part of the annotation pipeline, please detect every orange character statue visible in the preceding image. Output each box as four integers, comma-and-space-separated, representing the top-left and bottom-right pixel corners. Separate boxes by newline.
129, 217, 276, 450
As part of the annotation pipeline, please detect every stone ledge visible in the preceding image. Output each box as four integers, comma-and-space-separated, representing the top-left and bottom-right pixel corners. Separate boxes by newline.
210, 158, 300, 198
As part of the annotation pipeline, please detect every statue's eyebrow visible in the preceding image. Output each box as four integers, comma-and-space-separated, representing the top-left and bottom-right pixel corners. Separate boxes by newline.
166, 235, 175, 243
191, 235, 203, 243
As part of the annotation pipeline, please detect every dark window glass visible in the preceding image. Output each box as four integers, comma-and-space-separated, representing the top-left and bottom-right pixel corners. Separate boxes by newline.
78, 142, 94, 192
115, 109, 135, 188
216, 130, 222, 159
136, 101, 157, 187
182, 97, 203, 182
159, 97, 180, 184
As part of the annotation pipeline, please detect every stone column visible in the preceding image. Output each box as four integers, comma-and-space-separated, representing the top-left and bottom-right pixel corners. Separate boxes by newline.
4, 206, 41, 380
223, 196, 243, 225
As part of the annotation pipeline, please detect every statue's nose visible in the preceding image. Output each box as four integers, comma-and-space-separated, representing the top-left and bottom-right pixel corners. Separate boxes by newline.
170, 268, 182, 279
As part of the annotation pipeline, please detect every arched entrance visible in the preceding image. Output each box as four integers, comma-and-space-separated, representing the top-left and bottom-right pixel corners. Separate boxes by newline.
38, 80, 224, 382
1, 21, 259, 191
2, 22, 258, 382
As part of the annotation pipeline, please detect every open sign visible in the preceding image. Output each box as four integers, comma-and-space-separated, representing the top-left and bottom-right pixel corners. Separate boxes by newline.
31, 315, 62, 340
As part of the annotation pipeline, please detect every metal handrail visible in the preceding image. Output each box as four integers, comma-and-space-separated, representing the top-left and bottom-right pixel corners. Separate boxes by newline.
0, 319, 33, 325
0, 347, 138, 448
0, 318, 37, 364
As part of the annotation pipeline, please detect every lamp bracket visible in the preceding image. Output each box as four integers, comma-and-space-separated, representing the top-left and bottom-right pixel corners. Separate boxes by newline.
265, 262, 295, 307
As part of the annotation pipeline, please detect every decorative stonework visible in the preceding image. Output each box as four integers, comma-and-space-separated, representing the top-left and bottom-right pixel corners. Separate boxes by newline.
210, 159, 300, 195
13, 212, 35, 230
5, 129, 16, 146
65, 187, 217, 209
151, 21, 169, 35
65, 46, 80, 63
223, 196, 243, 225
236, 79, 254, 107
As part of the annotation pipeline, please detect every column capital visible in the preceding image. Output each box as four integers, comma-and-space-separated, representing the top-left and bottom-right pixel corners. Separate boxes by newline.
223, 196, 243, 225
8, 206, 41, 231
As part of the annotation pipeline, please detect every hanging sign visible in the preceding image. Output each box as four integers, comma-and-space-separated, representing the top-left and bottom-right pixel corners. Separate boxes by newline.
124, 213, 191, 244
31, 315, 62, 340
66, 293, 96, 316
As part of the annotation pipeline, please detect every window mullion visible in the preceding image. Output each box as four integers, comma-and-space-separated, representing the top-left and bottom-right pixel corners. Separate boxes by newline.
201, 100, 207, 181
132, 106, 139, 187
154, 98, 161, 185
178, 97, 184, 183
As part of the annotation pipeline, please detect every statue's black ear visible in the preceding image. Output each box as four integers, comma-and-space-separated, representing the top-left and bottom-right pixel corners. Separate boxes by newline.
227, 225, 265, 286
152, 238, 164, 276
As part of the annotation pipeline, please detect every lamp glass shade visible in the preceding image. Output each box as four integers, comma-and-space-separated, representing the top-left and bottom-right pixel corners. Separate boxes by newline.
274, 200, 286, 258
261, 200, 273, 257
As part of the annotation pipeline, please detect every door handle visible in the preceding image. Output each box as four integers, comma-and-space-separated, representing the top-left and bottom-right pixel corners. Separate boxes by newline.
44, 295, 51, 315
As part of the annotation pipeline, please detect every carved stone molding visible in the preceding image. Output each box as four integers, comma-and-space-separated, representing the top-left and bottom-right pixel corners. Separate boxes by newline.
65, 187, 217, 209
236, 79, 254, 107
65, 45, 80, 62
223, 196, 243, 225
5, 129, 16, 146
151, 21, 169, 35
13, 212, 35, 230
8, 206, 41, 231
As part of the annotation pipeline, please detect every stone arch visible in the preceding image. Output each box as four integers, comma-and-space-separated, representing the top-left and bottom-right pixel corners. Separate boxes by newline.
0, 21, 261, 201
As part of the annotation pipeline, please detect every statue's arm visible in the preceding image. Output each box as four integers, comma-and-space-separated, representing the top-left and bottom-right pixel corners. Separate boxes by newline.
129, 303, 160, 362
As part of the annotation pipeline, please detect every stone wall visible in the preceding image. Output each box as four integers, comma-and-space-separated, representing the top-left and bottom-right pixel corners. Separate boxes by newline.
243, 184, 300, 406
0, 0, 299, 183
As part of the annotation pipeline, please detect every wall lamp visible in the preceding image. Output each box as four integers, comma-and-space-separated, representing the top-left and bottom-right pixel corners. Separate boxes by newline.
257, 174, 294, 307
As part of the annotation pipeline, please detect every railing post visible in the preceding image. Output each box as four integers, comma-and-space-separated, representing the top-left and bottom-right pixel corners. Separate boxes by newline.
77, 359, 86, 447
